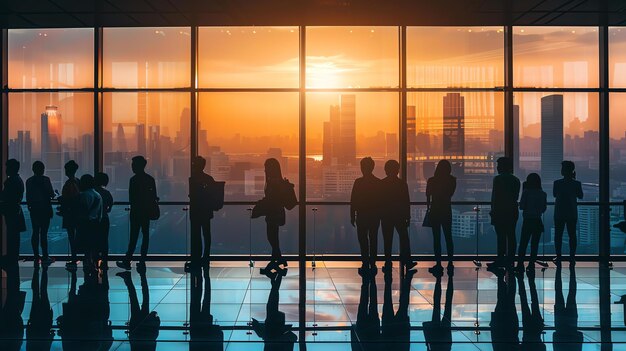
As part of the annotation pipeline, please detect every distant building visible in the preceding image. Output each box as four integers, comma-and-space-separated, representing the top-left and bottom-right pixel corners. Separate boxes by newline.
407, 105, 416, 159
322, 166, 360, 199
541, 94, 564, 184
322, 95, 357, 167
41, 105, 63, 189
443, 93, 465, 158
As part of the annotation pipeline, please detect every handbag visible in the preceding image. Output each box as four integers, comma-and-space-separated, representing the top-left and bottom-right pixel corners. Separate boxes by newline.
422, 210, 431, 227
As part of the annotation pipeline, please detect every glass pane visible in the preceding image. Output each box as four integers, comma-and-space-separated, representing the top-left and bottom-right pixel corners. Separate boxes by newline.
516, 92, 599, 198
8, 28, 94, 88
306, 27, 398, 88
306, 92, 398, 201
407, 27, 504, 88
8, 92, 94, 191
610, 27, 626, 87
407, 92, 504, 202
513, 27, 599, 88
198, 27, 299, 88
611, 93, 626, 202
103, 27, 191, 88
198, 93, 299, 201
103, 92, 190, 201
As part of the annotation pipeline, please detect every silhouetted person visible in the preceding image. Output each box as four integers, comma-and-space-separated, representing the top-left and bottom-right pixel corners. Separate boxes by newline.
381, 266, 414, 351
188, 156, 221, 271
0, 261, 25, 351
350, 273, 380, 351
189, 267, 223, 351
252, 270, 297, 351
490, 270, 519, 350
553, 265, 583, 351
553, 161, 583, 264
26, 161, 55, 265
1, 159, 26, 261
117, 156, 158, 270
94, 172, 113, 268
517, 270, 546, 351
117, 266, 160, 351
59, 160, 80, 270
488, 157, 520, 269
350, 157, 382, 274
517, 173, 547, 272
423, 268, 453, 351
77, 174, 103, 273
26, 264, 54, 351
380, 160, 416, 274
426, 159, 456, 274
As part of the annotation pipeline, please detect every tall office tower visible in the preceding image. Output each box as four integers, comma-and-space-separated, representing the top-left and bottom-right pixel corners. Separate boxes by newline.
386, 133, 398, 159
176, 107, 191, 149
116, 123, 127, 152
41, 105, 63, 188
443, 93, 465, 158
137, 124, 147, 156
541, 94, 564, 184
407, 105, 416, 159
513, 104, 520, 176
81, 134, 93, 172
322, 121, 332, 166
148, 125, 161, 174
339, 94, 356, 166
16, 131, 32, 169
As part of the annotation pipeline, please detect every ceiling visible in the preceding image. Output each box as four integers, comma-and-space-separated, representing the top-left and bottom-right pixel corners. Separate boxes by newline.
1, 0, 626, 28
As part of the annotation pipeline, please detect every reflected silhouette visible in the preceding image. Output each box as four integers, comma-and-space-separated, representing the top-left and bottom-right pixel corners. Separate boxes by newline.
489, 270, 519, 350
553, 265, 583, 351
423, 269, 453, 351
350, 273, 380, 350
1, 159, 26, 261
118, 266, 160, 351
517, 270, 545, 351
381, 269, 414, 351
0, 261, 25, 351
26, 265, 54, 351
189, 267, 223, 351
252, 269, 297, 350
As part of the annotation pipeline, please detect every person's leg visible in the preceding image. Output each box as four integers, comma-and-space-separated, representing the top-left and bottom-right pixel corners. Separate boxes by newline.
356, 222, 369, 265
495, 225, 506, 261
201, 221, 211, 260
554, 219, 565, 259
566, 219, 577, 260
432, 224, 443, 264
139, 220, 150, 259
40, 217, 50, 258
529, 228, 542, 264
442, 220, 454, 263
126, 219, 141, 261
7, 229, 20, 260
31, 218, 41, 258
507, 221, 518, 266
190, 219, 201, 262
397, 221, 411, 264
101, 217, 110, 262
368, 220, 379, 266
517, 221, 532, 265
67, 227, 77, 262
381, 220, 393, 264
266, 222, 281, 260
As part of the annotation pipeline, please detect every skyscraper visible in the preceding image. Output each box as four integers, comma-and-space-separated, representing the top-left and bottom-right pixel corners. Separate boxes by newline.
16, 131, 32, 170
407, 105, 416, 159
339, 94, 356, 165
322, 121, 332, 166
513, 104, 520, 176
443, 93, 465, 158
41, 105, 63, 188
541, 94, 564, 184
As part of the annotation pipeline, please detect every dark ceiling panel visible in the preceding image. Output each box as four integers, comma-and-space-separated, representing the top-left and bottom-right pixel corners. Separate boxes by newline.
49, 0, 96, 13
7, 0, 60, 12
105, 0, 153, 12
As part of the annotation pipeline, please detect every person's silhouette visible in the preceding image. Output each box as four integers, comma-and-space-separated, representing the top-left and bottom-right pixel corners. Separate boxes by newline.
94, 172, 113, 269
517, 173, 547, 272
517, 270, 546, 351
553, 161, 583, 264
26, 161, 55, 265
489, 270, 520, 350
423, 268, 453, 351
0, 261, 25, 351
188, 156, 219, 271
1, 159, 26, 261
251, 269, 297, 351
426, 159, 456, 274
488, 157, 521, 270
117, 156, 158, 270
189, 266, 223, 351
117, 266, 160, 351
59, 160, 80, 270
77, 174, 103, 274
350, 157, 382, 274
26, 264, 54, 351
350, 273, 380, 350
380, 160, 416, 275
553, 265, 583, 351
381, 266, 414, 351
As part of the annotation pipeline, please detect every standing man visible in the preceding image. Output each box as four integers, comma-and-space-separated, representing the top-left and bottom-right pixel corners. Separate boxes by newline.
60, 160, 80, 270
94, 172, 113, 269
553, 161, 583, 264
488, 157, 521, 270
117, 156, 158, 270
350, 157, 381, 274
1, 159, 26, 262
26, 161, 55, 265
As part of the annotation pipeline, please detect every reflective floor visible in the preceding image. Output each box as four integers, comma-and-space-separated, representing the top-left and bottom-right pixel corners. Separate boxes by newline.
0, 260, 624, 350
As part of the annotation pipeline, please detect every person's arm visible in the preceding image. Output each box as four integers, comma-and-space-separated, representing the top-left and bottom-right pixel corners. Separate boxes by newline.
450, 177, 457, 198
576, 181, 583, 200
541, 192, 547, 213
553, 180, 559, 199
491, 177, 498, 208
519, 191, 527, 211
45, 178, 55, 199
151, 177, 158, 201
425, 179, 431, 210
129, 177, 136, 205
25, 180, 33, 205
403, 182, 411, 223
350, 180, 358, 226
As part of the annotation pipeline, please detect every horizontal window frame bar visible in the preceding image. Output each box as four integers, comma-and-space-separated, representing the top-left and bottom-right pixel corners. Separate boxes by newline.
21, 201, 620, 206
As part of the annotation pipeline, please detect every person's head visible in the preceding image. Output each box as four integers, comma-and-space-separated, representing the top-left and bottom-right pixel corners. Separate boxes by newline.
94, 172, 109, 187
434, 159, 452, 178
360, 157, 375, 176
131, 156, 147, 174
64, 160, 79, 177
496, 157, 513, 174
79, 174, 95, 192
32, 161, 45, 176
561, 160, 576, 178
525, 173, 542, 190
5, 159, 20, 176
264, 158, 283, 181
384, 160, 400, 177
192, 156, 207, 174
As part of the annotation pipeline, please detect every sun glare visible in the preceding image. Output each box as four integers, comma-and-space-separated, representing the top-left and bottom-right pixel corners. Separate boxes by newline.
306, 61, 344, 88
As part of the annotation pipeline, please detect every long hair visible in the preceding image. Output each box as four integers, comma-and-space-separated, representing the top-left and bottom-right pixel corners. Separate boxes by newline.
264, 158, 283, 182
525, 173, 542, 191
434, 159, 452, 178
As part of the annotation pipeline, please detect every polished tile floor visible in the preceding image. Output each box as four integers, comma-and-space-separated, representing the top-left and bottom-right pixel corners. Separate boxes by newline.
0, 260, 624, 350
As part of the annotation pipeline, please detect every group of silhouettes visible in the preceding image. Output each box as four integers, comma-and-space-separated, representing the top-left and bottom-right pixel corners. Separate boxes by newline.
351, 156, 583, 275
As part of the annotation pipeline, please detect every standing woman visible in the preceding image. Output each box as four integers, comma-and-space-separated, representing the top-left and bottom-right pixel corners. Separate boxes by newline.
553, 160, 583, 264
1, 159, 26, 261
26, 161, 55, 265
426, 160, 456, 274
259, 158, 287, 271
59, 160, 80, 270
517, 173, 547, 272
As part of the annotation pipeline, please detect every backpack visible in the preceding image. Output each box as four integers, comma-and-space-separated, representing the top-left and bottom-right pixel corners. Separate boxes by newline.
281, 179, 297, 210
